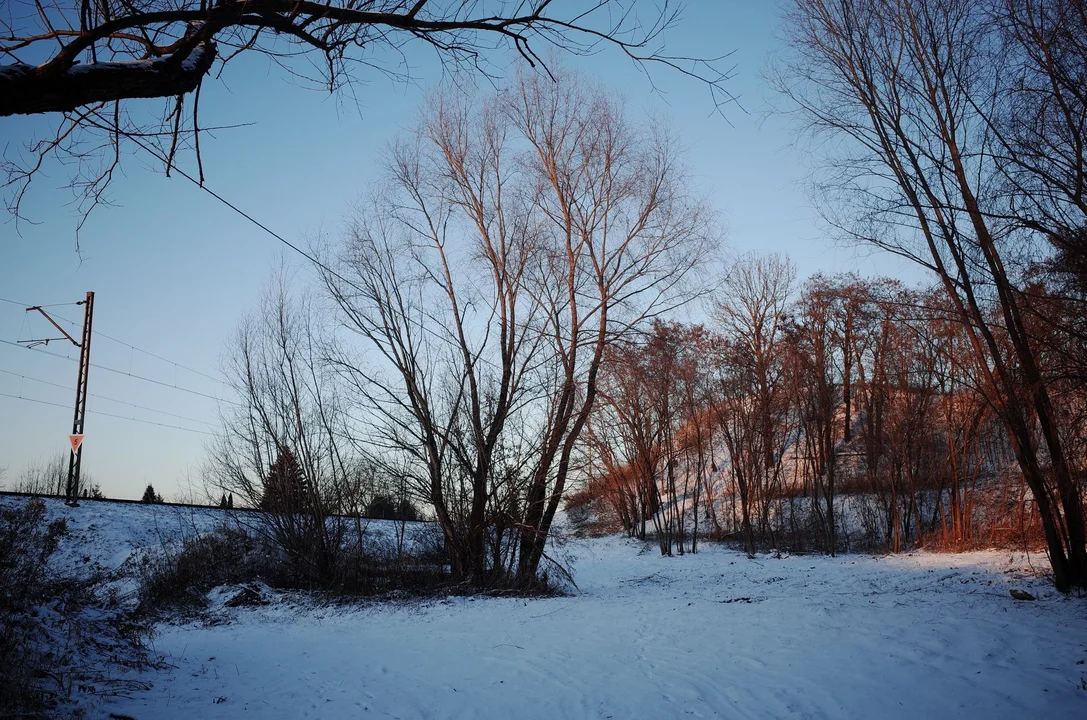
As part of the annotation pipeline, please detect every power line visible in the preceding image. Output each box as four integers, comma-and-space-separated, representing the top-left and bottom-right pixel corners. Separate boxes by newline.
98, 394, 217, 428
123, 134, 365, 295
129, 136, 328, 269
0, 391, 216, 436
0, 368, 217, 428
0, 297, 79, 310
0, 339, 242, 407
92, 329, 227, 385
92, 361, 238, 406
3, 295, 226, 385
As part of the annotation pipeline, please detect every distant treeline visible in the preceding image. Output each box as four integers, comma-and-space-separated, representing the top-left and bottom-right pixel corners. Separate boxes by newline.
572, 265, 1081, 562
0, 490, 435, 523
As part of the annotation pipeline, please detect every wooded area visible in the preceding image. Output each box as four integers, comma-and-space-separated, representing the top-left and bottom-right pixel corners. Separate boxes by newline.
7, 3, 1086, 719
204, 0, 1087, 593
4, 0, 1084, 596
575, 266, 1083, 566
772, 0, 1087, 590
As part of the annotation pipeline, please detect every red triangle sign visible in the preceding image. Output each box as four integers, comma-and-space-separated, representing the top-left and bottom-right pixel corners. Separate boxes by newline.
69, 434, 84, 453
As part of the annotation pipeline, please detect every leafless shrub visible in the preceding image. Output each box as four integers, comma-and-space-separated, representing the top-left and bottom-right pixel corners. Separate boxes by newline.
4, 452, 99, 499
0, 498, 153, 717
206, 269, 364, 588
136, 525, 261, 612
137, 517, 460, 609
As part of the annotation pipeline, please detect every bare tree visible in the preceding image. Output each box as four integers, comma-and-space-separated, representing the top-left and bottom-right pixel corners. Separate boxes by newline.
321, 85, 541, 584
507, 70, 717, 581
993, 0, 1087, 242
589, 321, 710, 554
775, 0, 1087, 591
592, 339, 665, 543
207, 269, 358, 585
321, 69, 717, 586
712, 253, 795, 554
790, 275, 845, 553
582, 413, 645, 537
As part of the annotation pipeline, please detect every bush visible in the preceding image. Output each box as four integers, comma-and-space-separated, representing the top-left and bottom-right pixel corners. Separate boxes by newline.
0, 499, 67, 714
138, 518, 455, 611
137, 526, 264, 612
0, 499, 152, 717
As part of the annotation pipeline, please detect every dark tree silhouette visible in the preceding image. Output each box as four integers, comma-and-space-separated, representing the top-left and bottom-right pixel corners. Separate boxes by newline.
1, 1, 731, 223
260, 447, 308, 513
365, 494, 419, 521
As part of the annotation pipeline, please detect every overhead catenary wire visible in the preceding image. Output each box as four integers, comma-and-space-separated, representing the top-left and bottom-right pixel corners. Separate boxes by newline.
0, 368, 218, 428
121, 133, 365, 294
1, 134, 351, 443
0, 163, 329, 448
92, 329, 227, 385
0, 338, 242, 407
0, 131, 361, 414
0, 297, 80, 310
0, 391, 216, 436
2, 296, 227, 385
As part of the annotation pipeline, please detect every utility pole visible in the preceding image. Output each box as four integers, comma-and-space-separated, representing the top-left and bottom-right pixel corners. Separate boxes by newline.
23, 292, 95, 505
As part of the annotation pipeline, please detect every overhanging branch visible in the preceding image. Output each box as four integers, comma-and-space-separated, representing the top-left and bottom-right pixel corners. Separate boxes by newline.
0, 43, 216, 116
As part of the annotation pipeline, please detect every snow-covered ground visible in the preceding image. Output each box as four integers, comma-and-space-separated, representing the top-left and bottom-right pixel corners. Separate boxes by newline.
9, 496, 1087, 719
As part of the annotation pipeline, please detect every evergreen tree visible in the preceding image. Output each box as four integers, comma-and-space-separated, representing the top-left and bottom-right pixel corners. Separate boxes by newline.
366, 494, 398, 519
141, 484, 162, 504
365, 494, 420, 521
260, 448, 307, 513
219, 493, 228, 509
227, 493, 234, 509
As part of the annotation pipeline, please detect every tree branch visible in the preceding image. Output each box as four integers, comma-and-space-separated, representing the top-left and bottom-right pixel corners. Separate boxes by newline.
0, 42, 215, 115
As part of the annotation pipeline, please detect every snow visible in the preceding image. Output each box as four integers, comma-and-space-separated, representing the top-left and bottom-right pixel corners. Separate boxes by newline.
58, 45, 215, 76
0, 61, 32, 82
8, 496, 1087, 719
40, 497, 222, 576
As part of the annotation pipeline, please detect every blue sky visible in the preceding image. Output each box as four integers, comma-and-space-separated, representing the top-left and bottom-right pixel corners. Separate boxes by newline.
0, 2, 917, 500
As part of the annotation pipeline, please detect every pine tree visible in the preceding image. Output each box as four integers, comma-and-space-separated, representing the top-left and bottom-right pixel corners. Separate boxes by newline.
141, 484, 162, 504
219, 493, 228, 509
260, 448, 307, 512
227, 493, 234, 509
